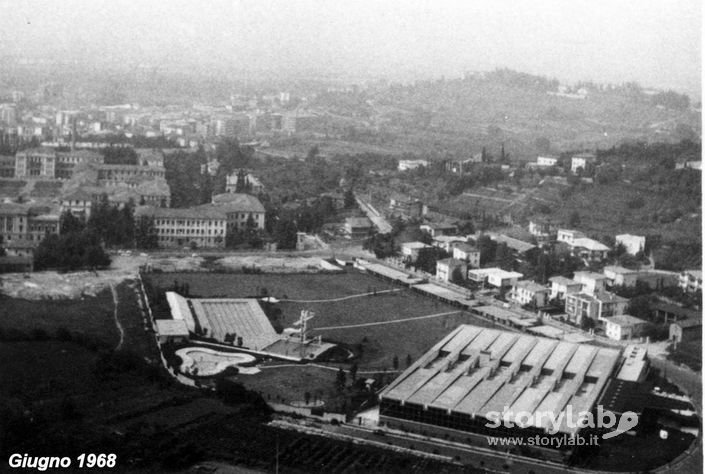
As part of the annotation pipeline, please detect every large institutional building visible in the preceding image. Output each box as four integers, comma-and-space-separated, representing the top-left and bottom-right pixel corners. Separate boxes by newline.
135, 193, 265, 248
14, 148, 104, 179
0, 202, 60, 244
379, 325, 623, 460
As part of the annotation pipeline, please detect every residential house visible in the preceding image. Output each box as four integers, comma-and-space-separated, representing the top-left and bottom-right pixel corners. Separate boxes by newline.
652, 302, 700, 324
389, 194, 424, 220
675, 160, 702, 171
401, 241, 432, 262
420, 222, 457, 238
432, 235, 466, 252
549, 276, 583, 301
564, 291, 628, 325
528, 219, 556, 243
616, 234, 646, 255
344, 217, 373, 240
573, 271, 608, 294
604, 315, 648, 341
536, 156, 558, 167
452, 243, 481, 268
571, 237, 610, 262
669, 319, 702, 344
570, 153, 596, 174
557, 229, 585, 245
603, 266, 679, 290
679, 270, 702, 294
603, 266, 640, 288
398, 159, 429, 171
436, 258, 467, 283
467, 268, 523, 289
511, 280, 550, 308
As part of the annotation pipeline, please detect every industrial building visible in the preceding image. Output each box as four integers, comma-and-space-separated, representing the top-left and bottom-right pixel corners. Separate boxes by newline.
379, 325, 622, 460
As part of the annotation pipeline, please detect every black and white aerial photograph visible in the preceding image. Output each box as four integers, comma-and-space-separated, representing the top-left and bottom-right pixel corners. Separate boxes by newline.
0, 1, 702, 473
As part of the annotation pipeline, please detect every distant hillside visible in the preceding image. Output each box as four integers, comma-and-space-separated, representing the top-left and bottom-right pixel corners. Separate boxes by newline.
313, 69, 700, 160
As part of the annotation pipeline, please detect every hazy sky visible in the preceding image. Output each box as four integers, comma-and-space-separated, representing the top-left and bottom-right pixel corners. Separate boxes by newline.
0, 0, 701, 96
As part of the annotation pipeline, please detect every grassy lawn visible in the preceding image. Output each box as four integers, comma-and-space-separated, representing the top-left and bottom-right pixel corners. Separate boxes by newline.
0, 289, 119, 346
668, 340, 702, 372
236, 365, 343, 409
147, 270, 397, 300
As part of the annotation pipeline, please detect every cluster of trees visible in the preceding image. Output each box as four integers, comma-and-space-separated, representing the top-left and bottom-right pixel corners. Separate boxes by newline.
34, 227, 110, 271
163, 147, 212, 208
225, 215, 264, 249
102, 146, 138, 165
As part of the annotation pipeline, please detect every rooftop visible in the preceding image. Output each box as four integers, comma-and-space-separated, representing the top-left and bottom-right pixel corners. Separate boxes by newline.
155, 319, 190, 337
603, 265, 638, 275
549, 276, 581, 286
605, 315, 648, 327
437, 258, 465, 267
616, 233, 645, 240
380, 325, 621, 435
674, 318, 702, 329
572, 238, 610, 252
135, 204, 227, 220
453, 242, 479, 253
489, 233, 537, 253
515, 280, 550, 293
468, 267, 523, 279
211, 193, 265, 213
574, 271, 609, 281
402, 241, 432, 250
345, 217, 372, 227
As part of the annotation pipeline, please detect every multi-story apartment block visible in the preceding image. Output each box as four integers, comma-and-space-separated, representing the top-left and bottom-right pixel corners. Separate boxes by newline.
510, 280, 551, 307
565, 291, 628, 325
452, 243, 481, 268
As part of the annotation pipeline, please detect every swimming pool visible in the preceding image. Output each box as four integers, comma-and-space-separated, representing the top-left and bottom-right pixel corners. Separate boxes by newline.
176, 347, 259, 376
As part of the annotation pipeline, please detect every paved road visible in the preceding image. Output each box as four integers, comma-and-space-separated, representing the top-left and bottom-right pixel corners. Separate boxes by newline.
356, 195, 393, 234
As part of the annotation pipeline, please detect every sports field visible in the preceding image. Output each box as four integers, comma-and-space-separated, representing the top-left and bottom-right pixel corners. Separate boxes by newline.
147, 270, 495, 369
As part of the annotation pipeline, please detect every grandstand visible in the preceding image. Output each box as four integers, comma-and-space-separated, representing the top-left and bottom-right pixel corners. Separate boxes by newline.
190, 299, 280, 351
164, 292, 334, 361
379, 325, 623, 459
